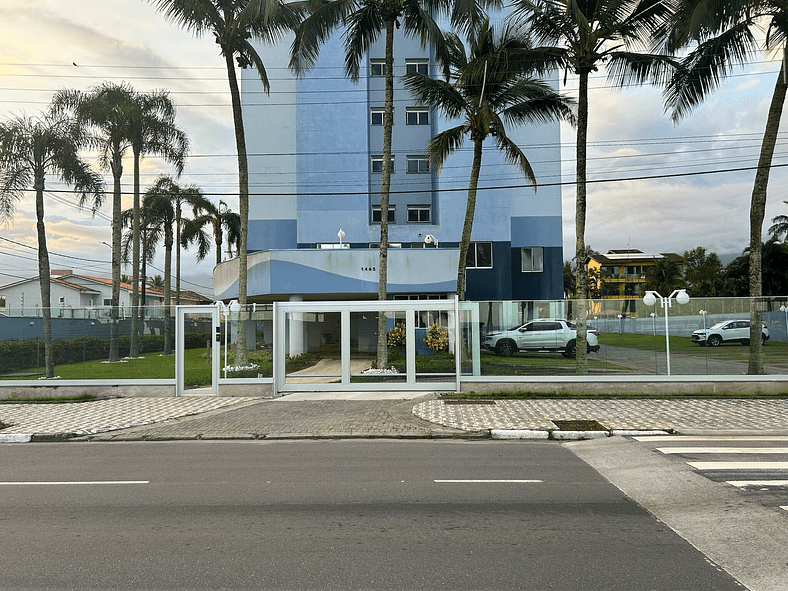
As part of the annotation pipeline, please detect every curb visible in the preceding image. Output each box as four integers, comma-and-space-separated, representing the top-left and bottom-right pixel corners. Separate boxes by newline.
491, 429, 671, 440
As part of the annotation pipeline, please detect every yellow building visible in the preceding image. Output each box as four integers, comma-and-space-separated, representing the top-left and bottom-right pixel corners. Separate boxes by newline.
588, 249, 684, 299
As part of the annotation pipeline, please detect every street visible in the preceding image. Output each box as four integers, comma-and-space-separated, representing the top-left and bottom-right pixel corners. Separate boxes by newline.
1, 440, 745, 590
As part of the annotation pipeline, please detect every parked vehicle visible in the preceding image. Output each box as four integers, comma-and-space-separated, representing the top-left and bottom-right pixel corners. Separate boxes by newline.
482, 319, 600, 358
691, 320, 769, 347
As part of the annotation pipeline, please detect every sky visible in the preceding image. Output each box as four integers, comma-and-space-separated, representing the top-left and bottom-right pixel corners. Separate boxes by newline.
0, 0, 786, 297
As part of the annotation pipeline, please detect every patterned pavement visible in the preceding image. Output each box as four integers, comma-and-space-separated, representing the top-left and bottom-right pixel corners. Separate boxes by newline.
412, 398, 788, 433
0, 397, 258, 441
2, 394, 788, 442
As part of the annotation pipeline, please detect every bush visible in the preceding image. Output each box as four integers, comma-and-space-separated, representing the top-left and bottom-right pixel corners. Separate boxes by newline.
424, 323, 449, 353
387, 323, 406, 349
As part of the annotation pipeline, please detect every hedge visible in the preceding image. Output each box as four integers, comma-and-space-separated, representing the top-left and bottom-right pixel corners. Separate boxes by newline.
0, 332, 211, 374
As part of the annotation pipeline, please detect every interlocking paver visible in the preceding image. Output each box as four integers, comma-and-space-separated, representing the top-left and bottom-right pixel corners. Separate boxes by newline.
412, 398, 788, 433
3, 394, 788, 442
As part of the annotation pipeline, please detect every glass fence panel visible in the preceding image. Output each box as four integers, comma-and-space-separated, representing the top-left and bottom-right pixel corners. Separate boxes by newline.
284, 309, 342, 386
412, 308, 454, 384
350, 310, 405, 383
0, 307, 176, 381
220, 305, 274, 378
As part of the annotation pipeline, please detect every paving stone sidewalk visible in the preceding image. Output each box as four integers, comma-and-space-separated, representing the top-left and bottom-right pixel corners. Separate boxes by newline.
2, 395, 788, 442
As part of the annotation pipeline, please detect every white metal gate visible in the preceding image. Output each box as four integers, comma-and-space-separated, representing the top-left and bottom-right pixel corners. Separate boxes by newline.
175, 304, 220, 396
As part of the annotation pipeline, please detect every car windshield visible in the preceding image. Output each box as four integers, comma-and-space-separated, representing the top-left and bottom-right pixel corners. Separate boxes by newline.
710, 322, 728, 329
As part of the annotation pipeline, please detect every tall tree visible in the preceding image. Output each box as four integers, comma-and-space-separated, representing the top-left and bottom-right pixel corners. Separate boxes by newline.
121, 203, 164, 321
644, 257, 684, 295
291, 0, 486, 368
510, 0, 676, 374
149, 0, 307, 366
127, 90, 189, 358
0, 111, 103, 377
768, 200, 788, 241
52, 82, 137, 363
663, 0, 788, 374
683, 246, 724, 296
184, 199, 241, 266
403, 19, 574, 300
142, 176, 207, 355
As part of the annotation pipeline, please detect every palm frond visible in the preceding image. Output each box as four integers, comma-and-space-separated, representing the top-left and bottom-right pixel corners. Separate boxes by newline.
427, 126, 468, 175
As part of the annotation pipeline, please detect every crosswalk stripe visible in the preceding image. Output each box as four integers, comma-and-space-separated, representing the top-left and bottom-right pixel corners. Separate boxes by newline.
726, 481, 788, 488
687, 462, 788, 470
657, 447, 788, 454
635, 436, 788, 442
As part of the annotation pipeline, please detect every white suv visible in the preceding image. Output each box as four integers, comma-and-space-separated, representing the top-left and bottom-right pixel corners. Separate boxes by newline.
482, 319, 600, 358
691, 320, 769, 347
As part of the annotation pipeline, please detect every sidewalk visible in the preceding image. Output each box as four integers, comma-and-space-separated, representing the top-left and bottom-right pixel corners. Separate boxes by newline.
2, 393, 788, 442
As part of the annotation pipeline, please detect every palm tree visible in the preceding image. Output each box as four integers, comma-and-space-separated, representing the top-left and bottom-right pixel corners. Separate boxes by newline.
644, 257, 684, 295
147, 274, 166, 291
0, 111, 103, 378
509, 0, 676, 374
121, 204, 164, 323
663, 0, 788, 374
404, 20, 575, 300
52, 82, 137, 363
291, 0, 484, 368
127, 90, 189, 358
184, 199, 241, 266
769, 201, 788, 242
149, 0, 308, 366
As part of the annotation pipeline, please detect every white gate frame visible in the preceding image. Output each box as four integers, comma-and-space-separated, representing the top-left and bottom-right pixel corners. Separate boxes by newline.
273, 298, 479, 396
175, 304, 220, 396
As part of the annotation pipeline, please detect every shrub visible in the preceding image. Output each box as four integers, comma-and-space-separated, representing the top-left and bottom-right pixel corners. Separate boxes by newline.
424, 323, 449, 353
387, 323, 406, 349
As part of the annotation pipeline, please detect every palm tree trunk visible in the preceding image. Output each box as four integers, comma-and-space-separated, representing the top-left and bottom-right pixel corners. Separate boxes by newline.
215, 221, 223, 267
574, 69, 590, 375
225, 49, 249, 366
457, 140, 484, 300
109, 153, 122, 363
175, 200, 182, 307
34, 174, 54, 378
130, 150, 141, 358
376, 16, 396, 369
748, 57, 787, 375
163, 233, 173, 356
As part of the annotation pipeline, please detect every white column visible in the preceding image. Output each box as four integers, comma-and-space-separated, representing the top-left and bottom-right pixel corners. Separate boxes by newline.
288, 295, 306, 356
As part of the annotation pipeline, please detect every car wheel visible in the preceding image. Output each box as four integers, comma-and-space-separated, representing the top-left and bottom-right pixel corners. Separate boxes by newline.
708, 335, 722, 347
762, 334, 767, 344
496, 340, 516, 357
563, 340, 576, 358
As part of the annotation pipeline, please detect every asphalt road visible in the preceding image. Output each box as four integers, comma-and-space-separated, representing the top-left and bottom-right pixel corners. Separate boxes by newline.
1, 440, 744, 591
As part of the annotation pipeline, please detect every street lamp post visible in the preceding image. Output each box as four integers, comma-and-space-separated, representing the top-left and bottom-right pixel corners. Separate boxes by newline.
643, 289, 690, 375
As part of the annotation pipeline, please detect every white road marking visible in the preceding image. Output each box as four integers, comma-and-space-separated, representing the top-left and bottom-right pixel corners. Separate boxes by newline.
635, 436, 788, 442
687, 462, 788, 471
781, 506, 788, 512
0, 481, 149, 486
726, 481, 788, 488
434, 479, 542, 483
658, 447, 788, 454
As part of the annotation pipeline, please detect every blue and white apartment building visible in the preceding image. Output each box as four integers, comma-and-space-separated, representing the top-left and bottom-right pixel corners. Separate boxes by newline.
213, 24, 564, 305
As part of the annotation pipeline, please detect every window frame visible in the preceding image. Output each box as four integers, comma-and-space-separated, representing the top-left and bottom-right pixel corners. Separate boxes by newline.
405, 60, 429, 76
521, 246, 544, 273
466, 242, 493, 269
407, 204, 431, 223
370, 107, 384, 126
405, 108, 430, 126
371, 205, 396, 224
370, 59, 386, 77
371, 155, 395, 174
406, 155, 430, 174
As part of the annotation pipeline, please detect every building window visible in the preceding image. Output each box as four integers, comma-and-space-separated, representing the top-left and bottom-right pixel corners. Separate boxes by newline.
405, 60, 428, 75
407, 204, 431, 223
370, 59, 386, 76
103, 298, 112, 306
371, 155, 395, 173
372, 206, 395, 224
411, 241, 437, 248
370, 108, 384, 125
466, 242, 493, 269
521, 246, 544, 272
406, 108, 429, 125
406, 156, 430, 174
